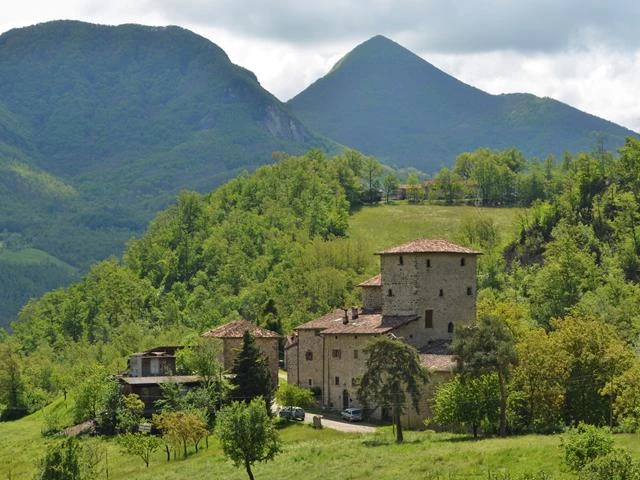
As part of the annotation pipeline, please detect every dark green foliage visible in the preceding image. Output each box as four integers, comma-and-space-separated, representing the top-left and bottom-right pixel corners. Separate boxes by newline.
452, 315, 517, 437
231, 331, 273, 413
433, 373, 500, 438
357, 336, 430, 443
582, 449, 640, 480
289, 35, 636, 173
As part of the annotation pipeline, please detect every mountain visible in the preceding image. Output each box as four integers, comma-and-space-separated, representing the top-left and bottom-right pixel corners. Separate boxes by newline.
288, 35, 638, 171
0, 20, 333, 328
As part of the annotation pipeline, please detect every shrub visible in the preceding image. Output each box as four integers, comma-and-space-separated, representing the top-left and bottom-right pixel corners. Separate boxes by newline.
582, 449, 640, 480
561, 423, 614, 472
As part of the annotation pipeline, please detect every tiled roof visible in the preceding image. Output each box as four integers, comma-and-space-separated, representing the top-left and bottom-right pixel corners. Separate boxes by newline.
420, 354, 457, 372
358, 274, 381, 287
376, 239, 481, 255
201, 319, 280, 339
296, 309, 418, 335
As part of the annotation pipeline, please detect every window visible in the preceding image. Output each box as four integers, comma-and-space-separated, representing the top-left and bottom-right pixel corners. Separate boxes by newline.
399, 255, 404, 265
467, 286, 473, 296
332, 349, 341, 359
353, 349, 358, 359
460, 257, 466, 266
351, 377, 361, 387
439, 288, 444, 297
335, 376, 340, 386
425, 310, 433, 328
426, 258, 431, 268
388, 288, 393, 297
448, 322, 455, 333
305, 351, 313, 361
308, 379, 312, 386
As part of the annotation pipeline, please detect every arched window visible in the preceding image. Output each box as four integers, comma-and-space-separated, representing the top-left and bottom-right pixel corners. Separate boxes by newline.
447, 322, 454, 333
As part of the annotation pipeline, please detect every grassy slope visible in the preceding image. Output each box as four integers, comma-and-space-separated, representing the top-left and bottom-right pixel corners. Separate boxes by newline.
3, 397, 640, 479
348, 203, 523, 279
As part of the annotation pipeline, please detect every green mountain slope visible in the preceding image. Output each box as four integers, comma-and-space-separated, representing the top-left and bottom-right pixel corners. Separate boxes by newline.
288, 35, 637, 171
0, 21, 333, 327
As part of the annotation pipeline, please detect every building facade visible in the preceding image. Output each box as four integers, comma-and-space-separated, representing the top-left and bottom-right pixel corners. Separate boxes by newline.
201, 319, 280, 387
285, 239, 480, 427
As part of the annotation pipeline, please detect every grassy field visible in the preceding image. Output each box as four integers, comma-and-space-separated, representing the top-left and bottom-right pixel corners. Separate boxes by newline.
349, 202, 523, 252
3, 397, 640, 480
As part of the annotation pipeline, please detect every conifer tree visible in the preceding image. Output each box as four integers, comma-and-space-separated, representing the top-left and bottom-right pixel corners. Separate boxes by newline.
231, 330, 274, 415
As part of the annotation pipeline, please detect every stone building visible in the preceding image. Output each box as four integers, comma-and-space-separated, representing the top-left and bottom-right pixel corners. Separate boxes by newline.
285, 238, 480, 428
201, 319, 280, 387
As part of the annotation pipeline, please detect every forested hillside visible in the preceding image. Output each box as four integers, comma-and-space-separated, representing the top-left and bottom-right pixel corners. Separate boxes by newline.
289, 35, 637, 171
3, 139, 640, 431
0, 20, 334, 327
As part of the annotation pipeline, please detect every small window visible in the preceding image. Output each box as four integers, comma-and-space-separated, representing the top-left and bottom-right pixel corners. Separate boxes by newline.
425, 310, 433, 328
353, 349, 358, 359
426, 259, 431, 268
305, 351, 313, 361
467, 286, 473, 296
332, 349, 341, 359
439, 288, 444, 297
448, 322, 455, 333
399, 255, 404, 265
460, 257, 466, 266
351, 377, 361, 387
308, 379, 312, 386
335, 376, 340, 386
388, 288, 393, 297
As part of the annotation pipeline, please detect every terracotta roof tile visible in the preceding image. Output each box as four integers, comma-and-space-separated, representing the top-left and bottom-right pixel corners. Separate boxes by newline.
376, 239, 481, 255
358, 274, 381, 287
296, 309, 418, 335
201, 319, 280, 339
420, 354, 457, 372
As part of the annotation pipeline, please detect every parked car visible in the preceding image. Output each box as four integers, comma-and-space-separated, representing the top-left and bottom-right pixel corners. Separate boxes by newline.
278, 406, 305, 421
341, 408, 363, 422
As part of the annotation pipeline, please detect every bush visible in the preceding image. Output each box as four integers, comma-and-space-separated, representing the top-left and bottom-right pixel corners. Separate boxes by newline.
561, 423, 614, 472
582, 449, 640, 480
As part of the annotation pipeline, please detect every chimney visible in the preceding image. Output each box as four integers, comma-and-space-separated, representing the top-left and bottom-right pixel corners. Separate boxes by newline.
351, 307, 359, 320
342, 308, 349, 325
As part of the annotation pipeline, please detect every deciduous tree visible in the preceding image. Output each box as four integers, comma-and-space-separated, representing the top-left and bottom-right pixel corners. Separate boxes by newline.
216, 397, 280, 480
357, 336, 429, 443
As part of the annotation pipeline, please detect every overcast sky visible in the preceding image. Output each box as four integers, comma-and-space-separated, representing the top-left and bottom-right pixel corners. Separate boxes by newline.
2, 1, 639, 132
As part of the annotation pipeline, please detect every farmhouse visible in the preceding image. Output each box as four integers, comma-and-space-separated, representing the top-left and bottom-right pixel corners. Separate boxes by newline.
285, 239, 480, 427
201, 319, 280, 387
119, 320, 280, 415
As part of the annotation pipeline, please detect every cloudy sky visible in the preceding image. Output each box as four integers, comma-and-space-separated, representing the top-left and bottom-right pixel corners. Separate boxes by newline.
2, 1, 639, 131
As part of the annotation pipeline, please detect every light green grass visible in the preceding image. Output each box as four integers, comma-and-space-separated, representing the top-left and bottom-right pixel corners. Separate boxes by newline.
3, 398, 640, 480
0, 247, 76, 270
349, 203, 523, 253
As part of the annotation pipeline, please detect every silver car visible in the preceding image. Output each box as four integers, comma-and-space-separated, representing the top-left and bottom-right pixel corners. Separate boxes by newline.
341, 408, 362, 422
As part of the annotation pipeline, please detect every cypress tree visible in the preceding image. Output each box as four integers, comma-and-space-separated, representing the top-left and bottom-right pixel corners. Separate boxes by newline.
231, 330, 274, 415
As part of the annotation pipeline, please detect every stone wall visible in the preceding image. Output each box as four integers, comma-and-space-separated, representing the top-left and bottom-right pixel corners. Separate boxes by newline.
380, 252, 477, 346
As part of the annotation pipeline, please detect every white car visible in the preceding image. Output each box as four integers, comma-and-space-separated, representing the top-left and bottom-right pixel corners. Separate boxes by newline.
341, 408, 363, 422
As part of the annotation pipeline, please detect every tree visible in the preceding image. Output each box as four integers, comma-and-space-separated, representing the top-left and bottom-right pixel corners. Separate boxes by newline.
406, 172, 423, 203
0, 339, 26, 420
357, 336, 429, 443
433, 373, 500, 438
152, 410, 209, 460
510, 328, 569, 432
452, 315, 517, 436
382, 174, 399, 204
216, 397, 280, 480
362, 156, 382, 204
275, 383, 315, 409
117, 433, 161, 468
231, 330, 274, 415
35, 437, 85, 480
